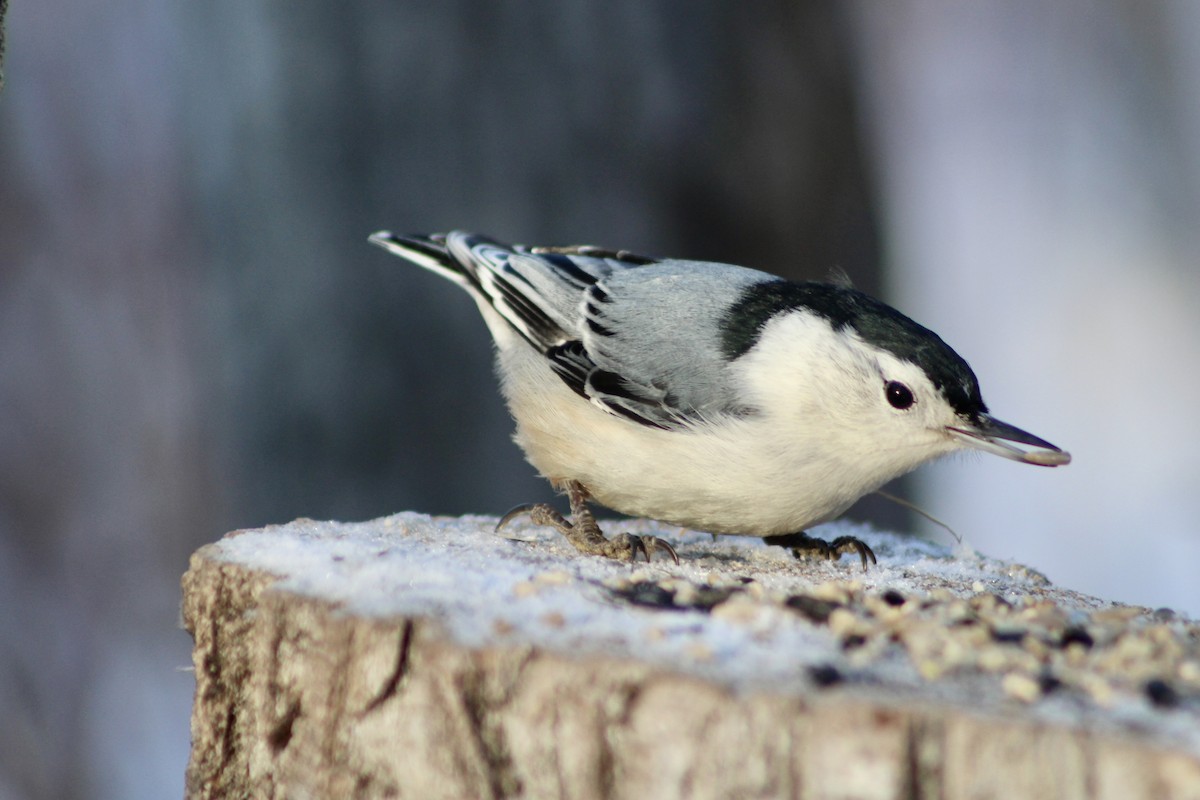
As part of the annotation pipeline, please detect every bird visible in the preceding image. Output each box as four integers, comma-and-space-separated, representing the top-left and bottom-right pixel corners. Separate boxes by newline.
369, 230, 1070, 569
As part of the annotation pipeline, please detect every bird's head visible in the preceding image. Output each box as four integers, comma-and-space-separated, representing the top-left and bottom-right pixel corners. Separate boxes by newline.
726, 280, 1070, 478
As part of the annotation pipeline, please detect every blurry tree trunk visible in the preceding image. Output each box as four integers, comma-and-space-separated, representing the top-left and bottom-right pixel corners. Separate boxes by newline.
0, 0, 7, 91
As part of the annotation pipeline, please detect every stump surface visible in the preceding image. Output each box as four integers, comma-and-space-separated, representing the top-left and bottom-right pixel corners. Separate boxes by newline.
182, 514, 1200, 799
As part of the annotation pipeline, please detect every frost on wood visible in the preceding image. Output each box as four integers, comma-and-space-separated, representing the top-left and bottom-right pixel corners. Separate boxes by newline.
182, 514, 1200, 799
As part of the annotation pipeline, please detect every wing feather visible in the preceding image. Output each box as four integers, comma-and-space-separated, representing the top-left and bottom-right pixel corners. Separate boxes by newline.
373, 230, 762, 430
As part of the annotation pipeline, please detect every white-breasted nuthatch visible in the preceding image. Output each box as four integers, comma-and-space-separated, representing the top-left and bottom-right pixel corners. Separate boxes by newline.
369, 230, 1070, 569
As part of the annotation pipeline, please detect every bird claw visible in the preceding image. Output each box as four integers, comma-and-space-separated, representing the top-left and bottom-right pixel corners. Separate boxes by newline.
762, 531, 877, 572
643, 536, 680, 565
497, 503, 555, 532
826, 536, 877, 572
608, 533, 680, 565
496, 503, 679, 564
605, 533, 646, 562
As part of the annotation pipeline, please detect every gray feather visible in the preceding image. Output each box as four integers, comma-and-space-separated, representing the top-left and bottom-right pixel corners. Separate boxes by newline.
580, 263, 769, 425
381, 231, 774, 430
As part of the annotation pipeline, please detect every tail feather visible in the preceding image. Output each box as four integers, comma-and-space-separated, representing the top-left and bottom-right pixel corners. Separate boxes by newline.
368, 231, 476, 291
369, 230, 562, 349
371, 230, 659, 355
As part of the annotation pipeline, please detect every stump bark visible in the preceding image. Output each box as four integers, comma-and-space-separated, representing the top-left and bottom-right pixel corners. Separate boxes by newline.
182, 515, 1200, 799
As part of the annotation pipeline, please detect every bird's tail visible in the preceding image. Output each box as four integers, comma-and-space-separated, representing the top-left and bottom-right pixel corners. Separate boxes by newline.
370, 230, 550, 348
368, 231, 477, 290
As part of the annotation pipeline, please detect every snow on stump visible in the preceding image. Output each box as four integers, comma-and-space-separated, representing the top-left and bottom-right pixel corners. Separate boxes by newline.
181, 514, 1200, 799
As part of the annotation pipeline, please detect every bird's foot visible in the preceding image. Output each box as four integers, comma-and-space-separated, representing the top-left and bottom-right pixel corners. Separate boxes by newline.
496, 493, 678, 565
763, 531, 876, 572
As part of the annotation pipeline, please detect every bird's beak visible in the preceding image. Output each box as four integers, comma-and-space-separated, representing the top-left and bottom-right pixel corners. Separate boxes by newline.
947, 414, 1071, 467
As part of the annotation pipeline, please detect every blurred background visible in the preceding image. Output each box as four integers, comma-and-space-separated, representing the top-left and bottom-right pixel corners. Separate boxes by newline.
2, 2, 1198, 797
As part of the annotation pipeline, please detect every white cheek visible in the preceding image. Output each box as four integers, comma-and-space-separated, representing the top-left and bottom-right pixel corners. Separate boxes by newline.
733, 316, 958, 470
732, 314, 875, 416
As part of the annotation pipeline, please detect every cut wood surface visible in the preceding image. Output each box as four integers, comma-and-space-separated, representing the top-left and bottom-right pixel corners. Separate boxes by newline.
182, 514, 1200, 799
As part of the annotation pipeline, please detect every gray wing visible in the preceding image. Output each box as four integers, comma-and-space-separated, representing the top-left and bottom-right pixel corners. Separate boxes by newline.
435, 233, 771, 430
564, 262, 769, 428
439, 233, 649, 353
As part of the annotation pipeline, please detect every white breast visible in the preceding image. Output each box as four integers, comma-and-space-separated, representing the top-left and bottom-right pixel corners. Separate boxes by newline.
497, 345, 898, 536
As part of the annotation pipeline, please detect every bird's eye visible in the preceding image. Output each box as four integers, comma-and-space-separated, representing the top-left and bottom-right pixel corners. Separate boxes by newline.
885, 381, 915, 410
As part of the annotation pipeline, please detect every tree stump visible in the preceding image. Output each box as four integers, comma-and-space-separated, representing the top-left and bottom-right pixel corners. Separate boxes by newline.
182, 514, 1200, 799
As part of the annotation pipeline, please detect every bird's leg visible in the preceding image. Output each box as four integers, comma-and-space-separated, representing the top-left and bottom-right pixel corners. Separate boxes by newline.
496, 479, 679, 564
762, 531, 876, 572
